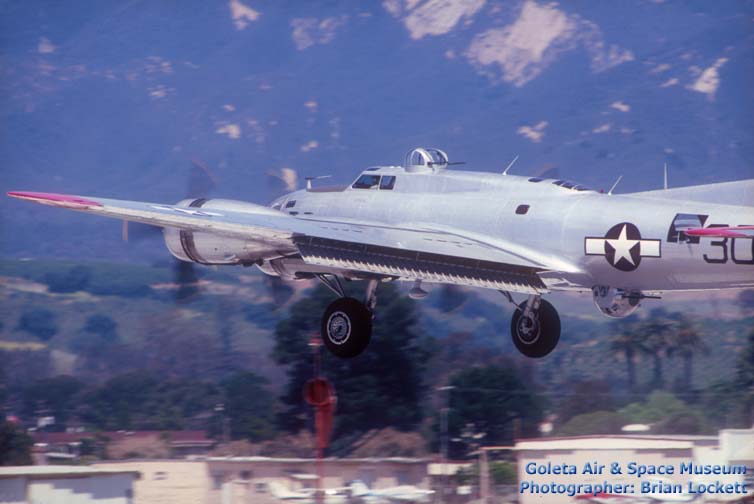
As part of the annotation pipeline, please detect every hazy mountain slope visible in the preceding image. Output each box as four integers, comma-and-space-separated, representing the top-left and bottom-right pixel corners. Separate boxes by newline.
1, 0, 752, 260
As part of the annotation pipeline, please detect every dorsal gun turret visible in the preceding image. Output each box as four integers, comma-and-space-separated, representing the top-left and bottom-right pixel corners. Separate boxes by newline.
404, 147, 449, 173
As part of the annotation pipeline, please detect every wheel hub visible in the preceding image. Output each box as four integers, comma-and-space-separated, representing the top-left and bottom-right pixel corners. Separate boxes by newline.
327, 311, 351, 345
516, 314, 540, 344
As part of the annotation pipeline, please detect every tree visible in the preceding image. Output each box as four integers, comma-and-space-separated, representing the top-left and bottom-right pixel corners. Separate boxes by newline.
0, 421, 33, 465
436, 285, 467, 313
610, 318, 644, 390
619, 391, 707, 434
735, 329, 754, 424
640, 309, 674, 389
735, 289, 754, 314
17, 308, 58, 341
557, 380, 614, 423
71, 314, 120, 362
221, 372, 276, 442
456, 461, 516, 486
138, 311, 226, 381
77, 371, 221, 431
272, 284, 431, 448
557, 411, 628, 436
83, 314, 118, 343
21, 375, 84, 431
174, 261, 199, 302
243, 302, 280, 330
43, 265, 91, 293
667, 315, 705, 392
443, 364, 543, 458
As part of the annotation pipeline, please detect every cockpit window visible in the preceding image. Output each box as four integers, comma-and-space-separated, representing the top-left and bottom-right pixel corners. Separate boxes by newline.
528, 177, 544, 183
285, 200, 296, 208
380, 176, 396, 190
352, 174, 381, 189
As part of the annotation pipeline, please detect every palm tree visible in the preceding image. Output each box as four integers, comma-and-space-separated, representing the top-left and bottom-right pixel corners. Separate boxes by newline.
610, 320, 644, 391
640, 309, 674, 389
735, 329, 754, 423
667, 314, 706, 392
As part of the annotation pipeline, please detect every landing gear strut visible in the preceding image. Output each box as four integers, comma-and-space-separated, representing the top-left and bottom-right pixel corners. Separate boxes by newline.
318, 276, 376, 359
502, 292, 561, 358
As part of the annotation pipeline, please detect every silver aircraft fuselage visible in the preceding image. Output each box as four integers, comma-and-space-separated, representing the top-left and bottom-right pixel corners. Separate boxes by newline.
272, 166, 754, 294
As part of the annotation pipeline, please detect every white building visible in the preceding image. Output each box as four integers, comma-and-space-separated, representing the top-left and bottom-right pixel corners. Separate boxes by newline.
0, 465, 140, 504
514, 428, 754, 503
206, 456, 431, 504
93, 460, 209, 504
92, 457, 433, 504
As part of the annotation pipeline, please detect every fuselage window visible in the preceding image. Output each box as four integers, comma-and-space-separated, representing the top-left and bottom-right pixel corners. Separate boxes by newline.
380, 176, 396, 190
352, 174, 381, 189
285, 200, 296, 208
516, 204, 530, 215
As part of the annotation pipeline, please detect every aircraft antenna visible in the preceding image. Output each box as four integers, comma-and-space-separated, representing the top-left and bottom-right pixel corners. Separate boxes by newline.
607, 175, 623, 195
502, 155, 519, 175
306, 175, 331, 190
663, 162, 668, 190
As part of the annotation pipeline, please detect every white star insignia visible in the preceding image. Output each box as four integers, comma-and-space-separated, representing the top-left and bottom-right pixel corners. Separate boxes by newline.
606, 224, 639, 266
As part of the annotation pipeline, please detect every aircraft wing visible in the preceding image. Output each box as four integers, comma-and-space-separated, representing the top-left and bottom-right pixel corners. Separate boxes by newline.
8, 191, 581, 293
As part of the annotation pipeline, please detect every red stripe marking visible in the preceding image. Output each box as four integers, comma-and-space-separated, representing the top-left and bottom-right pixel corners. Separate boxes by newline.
7, 191, 103, 208
685, 227, 750, 238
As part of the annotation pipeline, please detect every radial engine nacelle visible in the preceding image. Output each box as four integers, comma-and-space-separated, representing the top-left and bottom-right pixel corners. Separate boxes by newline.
163, 198, 274, 265
592, 285, 642, 318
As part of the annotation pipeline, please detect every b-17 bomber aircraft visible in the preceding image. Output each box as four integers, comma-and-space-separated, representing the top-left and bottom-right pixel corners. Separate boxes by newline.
8, 148, 754, 358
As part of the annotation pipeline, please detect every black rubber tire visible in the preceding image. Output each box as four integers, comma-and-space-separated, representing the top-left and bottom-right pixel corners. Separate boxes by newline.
510, 299, 561, 358
321, 297, 372, 359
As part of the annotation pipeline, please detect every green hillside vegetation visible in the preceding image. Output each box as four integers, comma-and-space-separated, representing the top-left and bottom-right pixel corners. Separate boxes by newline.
1, 259, 752, 460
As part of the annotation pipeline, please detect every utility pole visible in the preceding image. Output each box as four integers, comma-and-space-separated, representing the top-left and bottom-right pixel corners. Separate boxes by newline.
214, 403, 229, 443
479, 449, 490, 504
477, 446, 516, 504
437, 385, 455, 504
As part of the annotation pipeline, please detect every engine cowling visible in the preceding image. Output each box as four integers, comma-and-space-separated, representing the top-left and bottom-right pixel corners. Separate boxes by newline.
592, 285, 642, 318
163, 198, 279, 265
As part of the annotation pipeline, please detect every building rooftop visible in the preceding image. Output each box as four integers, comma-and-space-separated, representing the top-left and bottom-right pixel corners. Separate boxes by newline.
0, 465, 140, 480
33, 430, 212, 445
515, 436, 701, 451
208, 456, 430, 464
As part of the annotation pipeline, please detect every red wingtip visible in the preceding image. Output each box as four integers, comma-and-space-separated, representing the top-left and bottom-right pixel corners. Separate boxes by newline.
7, 191, 103, 208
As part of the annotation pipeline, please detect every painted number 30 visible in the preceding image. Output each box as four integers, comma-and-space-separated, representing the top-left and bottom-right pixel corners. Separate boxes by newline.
703, 232, 754, 265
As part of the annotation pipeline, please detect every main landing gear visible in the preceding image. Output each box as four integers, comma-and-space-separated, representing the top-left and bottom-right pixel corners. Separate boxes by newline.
315, 276, 561, 360
318, 275, 377, 359
501, 292, 561, 358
